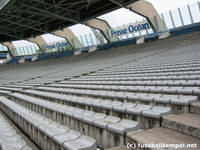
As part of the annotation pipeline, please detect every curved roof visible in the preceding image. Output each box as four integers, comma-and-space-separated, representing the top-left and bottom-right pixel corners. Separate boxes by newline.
0, 0, 138, 42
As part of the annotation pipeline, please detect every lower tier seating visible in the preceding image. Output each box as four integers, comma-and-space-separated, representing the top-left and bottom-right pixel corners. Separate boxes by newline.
0, 96, 97, 150
0, 94, 139, 149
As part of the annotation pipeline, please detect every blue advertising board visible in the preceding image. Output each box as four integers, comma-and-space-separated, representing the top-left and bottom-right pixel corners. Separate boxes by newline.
45, 42, 69, 49
111, 23, 151, 37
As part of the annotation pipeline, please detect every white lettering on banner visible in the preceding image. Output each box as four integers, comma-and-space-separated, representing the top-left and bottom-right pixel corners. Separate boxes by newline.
45, 42, 69, 49
111, 23, 151, 37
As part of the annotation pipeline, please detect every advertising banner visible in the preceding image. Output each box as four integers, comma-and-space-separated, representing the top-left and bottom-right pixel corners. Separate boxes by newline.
110, 22, 151, 37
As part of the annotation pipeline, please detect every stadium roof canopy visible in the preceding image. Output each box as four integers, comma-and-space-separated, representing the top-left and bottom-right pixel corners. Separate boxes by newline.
0, 0, 138, 42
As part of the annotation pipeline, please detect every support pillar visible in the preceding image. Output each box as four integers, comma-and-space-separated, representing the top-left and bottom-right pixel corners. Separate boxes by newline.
53, 28, 82, 49
109, 0, 166, 32
85, 18, 118, 43
90, 28, 105, 44
2, 42, 15, 58
28, 36, 47, 54
127, 0, 166, 32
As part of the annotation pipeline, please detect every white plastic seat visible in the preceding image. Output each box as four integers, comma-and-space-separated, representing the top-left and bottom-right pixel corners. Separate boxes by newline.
154, 95, 177, 104
73, 111, 94, 121
92, 99, 102, 108
171, 95, 198, 105
108, 119, 139, 135
127, 104, 153, 115
141, 106, 172, 119
113, 103, 136, 113
63, 135, 97, 150
94, 116, 121, 129
101, 100, 112, 110
53, 130, 81, 145
83, 113, 106, 124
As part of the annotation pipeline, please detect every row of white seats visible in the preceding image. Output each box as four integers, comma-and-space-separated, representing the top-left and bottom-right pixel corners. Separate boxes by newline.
4, 80, 200, 96
82, 73, 200, 80
48, 83, 200, 95
96, 67, 200, 75
0, 96, 97, 150
3, 85, 33, 89
104, 59, 200, 69
7, 89, 172, 126
98, 62, 200, 72
0, 87, 33, 93
99, 63, 200, 73
60, 80, 200, 87
6, 93, 139, 149
71, 75, 200, 81
88, 70, 200, 78
28, 87, 197, 113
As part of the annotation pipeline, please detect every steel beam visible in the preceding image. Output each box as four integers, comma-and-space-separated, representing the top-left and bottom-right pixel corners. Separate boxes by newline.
0, 17, 48, 34
20, 3, 80, 24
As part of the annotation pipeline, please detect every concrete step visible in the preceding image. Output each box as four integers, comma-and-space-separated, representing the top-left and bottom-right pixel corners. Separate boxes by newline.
162, 113, 200, 139
126, 128, 200, 150
191, 102, 200, 114
0, 111, 40, 150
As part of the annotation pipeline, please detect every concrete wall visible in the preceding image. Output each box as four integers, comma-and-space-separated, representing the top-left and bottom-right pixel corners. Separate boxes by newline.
2, 42, 16, 57
53, 28, 82, 49
28, 36, 47, 53
85, 18, 119, 42
128, 0, 166, 32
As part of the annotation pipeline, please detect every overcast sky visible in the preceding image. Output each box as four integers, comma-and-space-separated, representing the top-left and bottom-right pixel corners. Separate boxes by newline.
11, 0, 200, 47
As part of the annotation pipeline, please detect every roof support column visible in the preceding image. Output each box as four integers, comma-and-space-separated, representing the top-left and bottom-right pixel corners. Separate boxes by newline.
28, 36, 47, 54
127, 0, 166, 32
85, 18, 118, 43
53, 28, 82, 49
2, 42, 16, 58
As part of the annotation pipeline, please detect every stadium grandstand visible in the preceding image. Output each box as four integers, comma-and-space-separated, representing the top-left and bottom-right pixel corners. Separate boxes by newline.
0, 0, 200, 150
